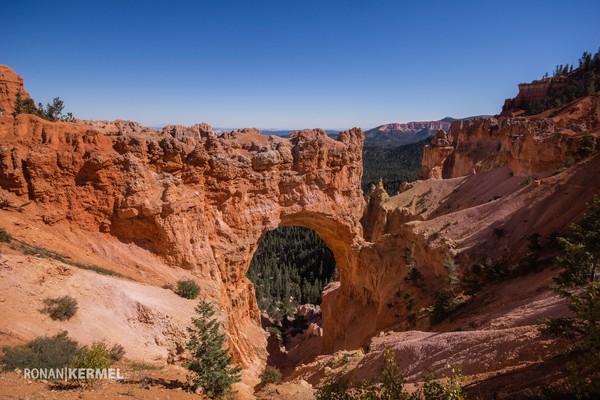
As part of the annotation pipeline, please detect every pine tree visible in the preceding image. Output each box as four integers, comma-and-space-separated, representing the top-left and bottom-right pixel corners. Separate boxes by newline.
13, 90, 23, 116
555, 195, 600, 287
185, 299, 241, 399
13, 90, 37, 116
546, 195, 600, 394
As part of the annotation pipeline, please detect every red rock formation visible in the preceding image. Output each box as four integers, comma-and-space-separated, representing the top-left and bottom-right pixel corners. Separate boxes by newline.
501, 76, 568, 115
420, 129, 455, 179
0, 99, 367, 377
0, 65, 33, 116
421, 93, 600, 179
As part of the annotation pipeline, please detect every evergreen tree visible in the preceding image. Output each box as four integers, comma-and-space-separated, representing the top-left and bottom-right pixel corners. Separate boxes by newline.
13, 90, 37, 116
555, 196, 600, 286
185, 299, 241, 399
588, 73, 597, 95
546, 195, 600, 394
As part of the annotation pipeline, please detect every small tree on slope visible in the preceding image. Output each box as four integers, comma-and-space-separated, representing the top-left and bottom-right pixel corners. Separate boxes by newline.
545, 195, 600, 394
185, 299, 241, 399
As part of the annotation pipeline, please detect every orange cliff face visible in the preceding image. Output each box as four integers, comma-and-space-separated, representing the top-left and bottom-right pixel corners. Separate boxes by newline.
421, 93, 600, 180
0, 65, 33, 116
0, 64, 374, 382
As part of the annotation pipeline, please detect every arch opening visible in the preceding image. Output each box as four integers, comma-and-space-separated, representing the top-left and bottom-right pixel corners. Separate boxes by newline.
246, 225, 338, 371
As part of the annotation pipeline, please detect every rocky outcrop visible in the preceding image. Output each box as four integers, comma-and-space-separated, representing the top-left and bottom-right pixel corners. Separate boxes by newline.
421, 93, 600, 179
0, 62, 376, 388
501, 76, 568, 115
0, 65, 33, 116
420, 129, 455, 179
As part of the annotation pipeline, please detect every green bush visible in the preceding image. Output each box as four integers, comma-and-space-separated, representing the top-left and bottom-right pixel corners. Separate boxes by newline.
541, 195, 600, 394
260, 366, 282, 385
316, 378, 353, 400
176, 279, 200, 299
266, 326, 282, 336
71, 342, 114, 385
0, 228, 11, 243
41, 295, 78, 321
1, 331, 81, 371
579, 134, 597, 158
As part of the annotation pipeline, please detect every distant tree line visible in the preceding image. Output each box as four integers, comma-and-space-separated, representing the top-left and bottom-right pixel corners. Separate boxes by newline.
362, 140, 426, 194
13, 90, 74, 122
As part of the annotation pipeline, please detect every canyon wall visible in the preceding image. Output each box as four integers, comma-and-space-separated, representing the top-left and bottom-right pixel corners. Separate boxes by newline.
0, 111, 367, 371
0, 66, 455, 372
421, 93, 600, 179
1, 65, 377, 382
501, 76, 568, 114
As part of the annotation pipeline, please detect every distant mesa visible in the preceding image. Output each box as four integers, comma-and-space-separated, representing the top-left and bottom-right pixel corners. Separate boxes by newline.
364, 115, 494, 146
363, 119, 452, 146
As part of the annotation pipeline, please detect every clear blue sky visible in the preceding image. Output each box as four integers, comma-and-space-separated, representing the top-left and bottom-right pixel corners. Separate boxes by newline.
2, 0, 599, 130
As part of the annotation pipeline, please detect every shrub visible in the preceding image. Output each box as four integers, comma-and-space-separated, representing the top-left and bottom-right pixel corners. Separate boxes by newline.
430, 291, 452, 325
0, 228, 11, 243
316, 378, 353, 400
176, 279, 200, 299
185, 299, 241, 398
71, 342, 114, 385
72, 341, 113, 369
315, 348, 466, 399
259, 366, 282, 385
109, 343, 126, 362
266, 326, 282, 336
1, 331, 81, 371
522, 176, 535, 185
41, 295, 78, 321
579, 134, 596, 158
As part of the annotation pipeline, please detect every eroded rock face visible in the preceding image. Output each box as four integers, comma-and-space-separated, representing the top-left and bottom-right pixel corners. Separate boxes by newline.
0, 110, 366, 371
420, 129, 455, 179
0, 65, 33, 116
501, 76, 569, 115
421, 93, 600, 179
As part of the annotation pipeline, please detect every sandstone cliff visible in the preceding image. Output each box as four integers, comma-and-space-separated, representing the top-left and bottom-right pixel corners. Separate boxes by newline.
421, 93, 600, 179
0, 66, 33, 116
501, 76, 569, 115
0, 65, 374, 389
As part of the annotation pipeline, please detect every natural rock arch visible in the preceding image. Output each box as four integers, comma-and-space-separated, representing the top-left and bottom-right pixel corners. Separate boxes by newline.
0, 109, 366, 374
